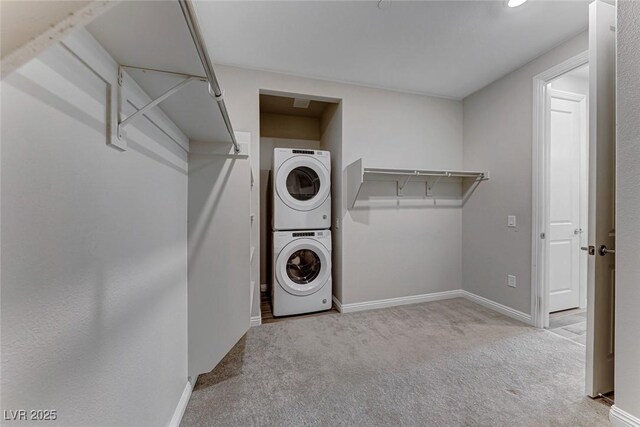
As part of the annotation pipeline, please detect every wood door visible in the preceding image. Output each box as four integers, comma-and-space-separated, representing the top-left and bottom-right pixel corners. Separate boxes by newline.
548, 90, 586, 313
585, 0, 616, 397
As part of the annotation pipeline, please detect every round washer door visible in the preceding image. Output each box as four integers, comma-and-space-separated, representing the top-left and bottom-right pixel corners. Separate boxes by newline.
276, 156, 330, 212
276, 238, 330, 296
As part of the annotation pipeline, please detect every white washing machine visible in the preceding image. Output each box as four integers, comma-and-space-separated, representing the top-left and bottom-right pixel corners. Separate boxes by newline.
272, 229, 332, 317
272, 148, 331, 230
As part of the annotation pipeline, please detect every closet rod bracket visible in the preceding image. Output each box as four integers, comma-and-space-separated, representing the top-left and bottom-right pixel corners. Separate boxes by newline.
118, 67, 124, 87
209, 85, 224, 101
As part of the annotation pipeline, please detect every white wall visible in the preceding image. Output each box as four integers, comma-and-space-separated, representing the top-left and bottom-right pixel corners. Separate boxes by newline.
614, 0, 640, 420
0, 31, 188, 426
462, 32, 588, 314
216, 65, 463, 307
320, 103, 344, 302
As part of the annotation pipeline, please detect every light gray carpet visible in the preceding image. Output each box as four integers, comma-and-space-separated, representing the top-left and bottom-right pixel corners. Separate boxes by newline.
181, 298, 610, 426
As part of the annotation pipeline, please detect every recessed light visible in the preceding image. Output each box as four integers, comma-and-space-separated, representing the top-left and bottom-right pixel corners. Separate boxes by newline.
507, 0, 527, 7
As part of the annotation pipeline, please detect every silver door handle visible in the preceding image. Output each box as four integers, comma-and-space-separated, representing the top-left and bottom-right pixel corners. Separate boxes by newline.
598, 245, 615, 256
581, 245, 595, 255
574, 228, 584, 235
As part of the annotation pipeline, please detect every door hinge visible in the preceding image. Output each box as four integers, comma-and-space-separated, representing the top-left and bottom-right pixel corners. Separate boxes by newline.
540, 232, 546, 239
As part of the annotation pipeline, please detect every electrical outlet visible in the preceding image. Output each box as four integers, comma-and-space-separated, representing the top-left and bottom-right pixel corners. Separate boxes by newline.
507, 215, 516, 228
507, 275, 517, 288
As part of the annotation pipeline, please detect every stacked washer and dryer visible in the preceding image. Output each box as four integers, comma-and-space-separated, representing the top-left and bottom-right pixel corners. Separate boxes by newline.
271, 148, 332, 317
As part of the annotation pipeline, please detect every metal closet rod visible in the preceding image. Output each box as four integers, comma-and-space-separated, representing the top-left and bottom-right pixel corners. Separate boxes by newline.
178, 0, 240, 153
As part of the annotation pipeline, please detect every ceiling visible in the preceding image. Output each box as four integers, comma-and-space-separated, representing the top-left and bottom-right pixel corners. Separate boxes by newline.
193, 0, 589, 100
260, 94, 332, 118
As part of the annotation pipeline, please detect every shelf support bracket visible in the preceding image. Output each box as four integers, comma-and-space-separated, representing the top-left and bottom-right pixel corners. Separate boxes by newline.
426, 172, 451, 197
461, 176, 485, 206
397, 171, 418, 196
117, 70, 196, 140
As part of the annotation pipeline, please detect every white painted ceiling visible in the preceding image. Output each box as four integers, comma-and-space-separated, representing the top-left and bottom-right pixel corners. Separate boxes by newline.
194, 0, 589, 100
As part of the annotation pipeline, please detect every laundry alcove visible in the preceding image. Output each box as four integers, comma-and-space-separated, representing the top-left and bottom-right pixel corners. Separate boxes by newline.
256, 92, 342, 323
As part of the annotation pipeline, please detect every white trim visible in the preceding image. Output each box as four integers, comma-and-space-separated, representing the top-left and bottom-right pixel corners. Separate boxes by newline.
250, 315, 262, 327
460, 291, 533, 325
531, 50, 589, 329
610, 406, 640, 427
332, 295, 343, 312
333, 290, 531, 324
168, 377, 195, 427
548, 88, 587, 103
335, 290, 464, 313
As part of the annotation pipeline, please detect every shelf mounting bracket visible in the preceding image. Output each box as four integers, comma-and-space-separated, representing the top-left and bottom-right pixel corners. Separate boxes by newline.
117, 67, 197, 141
426, 172, 450, 197
397, 171, 418, 196
461, 176, 484, 205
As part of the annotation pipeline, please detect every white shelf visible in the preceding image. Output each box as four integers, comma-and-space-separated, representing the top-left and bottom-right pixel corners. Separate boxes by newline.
86, 1, 239, 150
346, 158, 489, 208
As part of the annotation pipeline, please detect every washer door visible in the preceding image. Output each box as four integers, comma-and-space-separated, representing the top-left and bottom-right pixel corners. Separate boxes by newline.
276, 238, 330, 296
276, 155, 330, 212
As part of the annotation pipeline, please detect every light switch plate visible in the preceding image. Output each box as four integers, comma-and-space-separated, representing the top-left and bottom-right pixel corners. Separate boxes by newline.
508, 215, 516, 228
507, 275, 517, 288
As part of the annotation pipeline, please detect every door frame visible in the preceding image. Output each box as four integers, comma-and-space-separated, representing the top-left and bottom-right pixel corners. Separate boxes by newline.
531, 51, 589, 329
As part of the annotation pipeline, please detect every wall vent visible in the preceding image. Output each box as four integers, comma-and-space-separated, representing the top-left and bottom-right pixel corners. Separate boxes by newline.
293, 98, 311, 109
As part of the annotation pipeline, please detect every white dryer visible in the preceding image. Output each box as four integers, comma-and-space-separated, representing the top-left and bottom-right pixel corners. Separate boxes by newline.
272, 229, 332, 317
272, 148, 331, 230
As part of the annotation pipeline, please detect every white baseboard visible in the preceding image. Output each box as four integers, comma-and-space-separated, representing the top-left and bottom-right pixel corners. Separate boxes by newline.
460, 290, 532, 325
332, 289, 532, 325
250, 315, 262, 327
332, 295, 343, 312
610, 405, 640, 427
168, 376, 195, 427
334, 290, 464, 313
